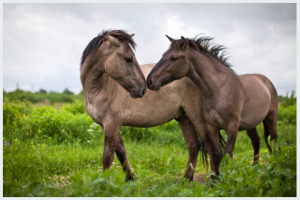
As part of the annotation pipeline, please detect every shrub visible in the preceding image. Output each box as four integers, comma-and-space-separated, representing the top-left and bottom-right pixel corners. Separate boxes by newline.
278, 104, 296, 124
3, 100, 33, 125
62, 100, 86, 115
14, 106, 94, 143
213, 140, 296, 197
67, 170, 127, 197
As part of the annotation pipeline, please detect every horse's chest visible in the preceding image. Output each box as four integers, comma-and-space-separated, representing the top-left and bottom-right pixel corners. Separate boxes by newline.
203, 103, 223, 129
86, 101, 106, 126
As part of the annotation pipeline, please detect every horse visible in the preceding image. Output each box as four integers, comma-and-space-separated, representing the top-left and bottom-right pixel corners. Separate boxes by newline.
147, 35, 278, 175
80, 29, 212, 181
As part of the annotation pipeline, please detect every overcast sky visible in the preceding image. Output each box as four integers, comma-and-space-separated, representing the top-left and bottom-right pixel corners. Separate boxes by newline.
3, 3, 296, 95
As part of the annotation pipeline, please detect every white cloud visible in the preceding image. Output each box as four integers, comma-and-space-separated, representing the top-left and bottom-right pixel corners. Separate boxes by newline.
3, 3, 296, 96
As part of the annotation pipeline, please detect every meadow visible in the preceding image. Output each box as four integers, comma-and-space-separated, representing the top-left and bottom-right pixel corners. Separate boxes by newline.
3, 90, 296, 197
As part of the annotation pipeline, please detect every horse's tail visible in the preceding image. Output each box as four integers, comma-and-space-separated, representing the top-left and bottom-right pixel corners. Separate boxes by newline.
219, 131, 226, 155
199, 131, 226, 169
199, 138, 208, 168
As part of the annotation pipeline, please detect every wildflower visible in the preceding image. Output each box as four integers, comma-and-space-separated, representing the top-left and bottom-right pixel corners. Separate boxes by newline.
87, 140, 90, 143
4, 141, 9, 146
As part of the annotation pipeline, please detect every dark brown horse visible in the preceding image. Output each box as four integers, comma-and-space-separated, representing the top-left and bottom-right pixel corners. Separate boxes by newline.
80, 30, 211, 181
147, 35, 278, 175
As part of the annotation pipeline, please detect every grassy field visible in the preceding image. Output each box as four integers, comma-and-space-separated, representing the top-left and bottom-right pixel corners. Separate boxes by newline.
3, 94, 296, 197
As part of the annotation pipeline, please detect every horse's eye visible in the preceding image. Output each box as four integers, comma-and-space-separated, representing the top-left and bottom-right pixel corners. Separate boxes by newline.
171, 56, 178, 61
125, 57, 133, 63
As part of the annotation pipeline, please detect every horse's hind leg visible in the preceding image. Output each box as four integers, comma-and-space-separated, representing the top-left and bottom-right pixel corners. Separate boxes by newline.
178, 115, 201, 181
263, 111, 278, 155
263, 82, 278, 154
115, 134, 135, 181
246, 127, 260, 164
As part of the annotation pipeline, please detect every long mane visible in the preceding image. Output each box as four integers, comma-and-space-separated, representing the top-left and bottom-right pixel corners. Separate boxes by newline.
171, 36, 232, 69
80, 29, 136, 68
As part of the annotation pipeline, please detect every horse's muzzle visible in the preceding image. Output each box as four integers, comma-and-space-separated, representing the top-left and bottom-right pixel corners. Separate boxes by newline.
130, 87, 147, 98
147, 78, 161, 91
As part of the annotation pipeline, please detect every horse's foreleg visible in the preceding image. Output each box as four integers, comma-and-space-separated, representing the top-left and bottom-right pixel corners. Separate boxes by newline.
206, 124, 222, 176
178, 115, 201, 181
115, 135, 135, 181
101, 121, 135, 181
246, 127, 260, 164
101, 121, 121, 171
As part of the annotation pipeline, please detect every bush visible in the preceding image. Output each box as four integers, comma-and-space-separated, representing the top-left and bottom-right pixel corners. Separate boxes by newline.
62, 100, 86, 115
3, 100, 33, 125
278, 90, 296, 107
213, 140, 296, 197
10, 106, 95, 143
278, 104, 296, 124
67, 170, 127, 197
4, 89, 79, 104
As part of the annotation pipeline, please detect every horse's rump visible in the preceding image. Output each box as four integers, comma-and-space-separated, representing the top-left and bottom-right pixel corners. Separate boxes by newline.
239, 74, 275, 130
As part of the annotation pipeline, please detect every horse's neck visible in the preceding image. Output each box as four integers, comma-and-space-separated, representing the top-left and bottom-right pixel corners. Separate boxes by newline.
188, 52, 236, 98
84, 71, 116, 102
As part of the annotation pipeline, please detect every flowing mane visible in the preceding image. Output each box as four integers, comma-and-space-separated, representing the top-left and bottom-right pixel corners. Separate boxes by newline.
171, 36, 232, 69
80, 29, 136, 68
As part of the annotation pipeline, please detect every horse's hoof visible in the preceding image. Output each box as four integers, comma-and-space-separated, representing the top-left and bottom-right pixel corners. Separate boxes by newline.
126, 172, 136, 182
252, 161, 258, 165
183, 175, 194, 182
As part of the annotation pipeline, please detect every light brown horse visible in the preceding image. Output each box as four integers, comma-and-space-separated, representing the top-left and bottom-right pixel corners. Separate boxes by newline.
80, 30, 212, 181
147, 35, 278, 175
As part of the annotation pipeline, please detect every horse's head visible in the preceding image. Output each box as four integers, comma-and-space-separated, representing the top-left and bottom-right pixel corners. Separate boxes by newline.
103, 33, 146, 98
147, 35, 191, 91
81, 30, 146, 98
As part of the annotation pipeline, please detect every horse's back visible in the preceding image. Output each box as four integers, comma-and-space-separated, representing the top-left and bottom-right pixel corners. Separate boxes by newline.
140, 63, 156, 77
239, 74, 276, 130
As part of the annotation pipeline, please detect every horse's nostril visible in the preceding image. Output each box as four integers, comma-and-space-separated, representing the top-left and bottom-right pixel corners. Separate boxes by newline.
149, 80, 153, 86
142, 88, 146, 95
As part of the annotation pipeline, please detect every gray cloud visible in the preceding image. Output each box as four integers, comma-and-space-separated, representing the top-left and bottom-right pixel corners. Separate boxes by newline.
3, 3, 296, 95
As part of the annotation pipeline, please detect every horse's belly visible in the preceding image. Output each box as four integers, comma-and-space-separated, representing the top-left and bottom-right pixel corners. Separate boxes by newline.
239, 114, 267, 130
122, 86, 183, 128
122, 107, 182, 127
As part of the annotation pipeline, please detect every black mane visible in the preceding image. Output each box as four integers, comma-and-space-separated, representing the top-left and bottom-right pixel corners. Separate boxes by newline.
171, 35, 232, 68
80, 29, 136, 68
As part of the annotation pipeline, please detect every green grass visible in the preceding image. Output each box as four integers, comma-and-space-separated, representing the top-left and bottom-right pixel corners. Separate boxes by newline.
3, 98, 296, 197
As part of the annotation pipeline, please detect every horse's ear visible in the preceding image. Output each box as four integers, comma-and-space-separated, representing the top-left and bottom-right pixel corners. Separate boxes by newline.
130, 34, 135, 38
166, 35, 174, 43
105, 35, 121, 47
181, 36, 188, 49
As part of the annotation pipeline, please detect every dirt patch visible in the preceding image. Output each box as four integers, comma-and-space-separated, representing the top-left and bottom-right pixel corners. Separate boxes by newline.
194, 174, 207, 184
173, 174, 208, 185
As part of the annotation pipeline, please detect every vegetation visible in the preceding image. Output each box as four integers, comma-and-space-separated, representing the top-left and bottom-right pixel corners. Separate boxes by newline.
3, 89, 296, 197
3, 88, 84, 104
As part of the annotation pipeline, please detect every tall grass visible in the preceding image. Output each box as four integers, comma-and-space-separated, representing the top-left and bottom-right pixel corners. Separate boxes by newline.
3, 95, 296, 197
